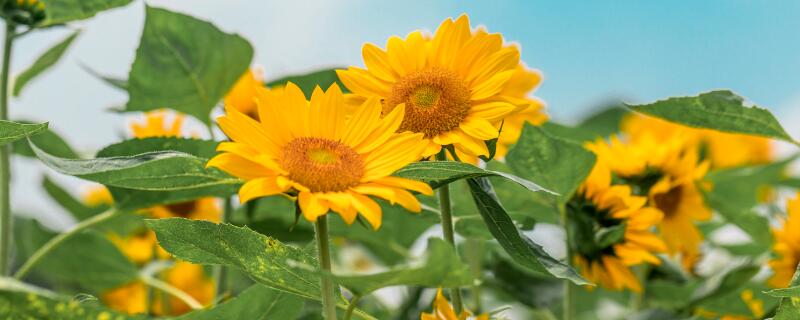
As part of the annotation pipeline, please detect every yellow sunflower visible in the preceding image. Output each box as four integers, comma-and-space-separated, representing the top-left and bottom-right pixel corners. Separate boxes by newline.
588, 133, 711, 271
769, 193, 800, 288
337, 15, 528, 158
623, 114, 772, 169
570, 161, 667, 292
493, 64, 547, 159
225, 66, 266, 119
207, 82, 433, 229
129, 110, 185, 138
421, 288, 488, 320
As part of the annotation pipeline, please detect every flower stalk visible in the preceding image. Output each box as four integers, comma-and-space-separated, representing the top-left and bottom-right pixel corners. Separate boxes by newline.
0, 22, 15, 276
436, 150, 464, 313
315, 214, 337, 320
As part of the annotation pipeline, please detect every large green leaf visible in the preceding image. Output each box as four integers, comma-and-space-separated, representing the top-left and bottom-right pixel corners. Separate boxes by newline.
96, 136, 219, 159
175, 285, 303, 320
394, 160, 553, 193
12, 217, 52, 266
13, 31, 79, 96
0, 288, 142, 320
506, 123, 596, 208
126, 6, 254, 124
774, 263, 800, 320
627, 90, 796, 144
467, 177, 588, 285
42, 176, 105, 221
266, 68, 345, 98
29, 137, 241, 192
328, 238, 473, 296
0, 120, 46, 146
38, 0, 133, 26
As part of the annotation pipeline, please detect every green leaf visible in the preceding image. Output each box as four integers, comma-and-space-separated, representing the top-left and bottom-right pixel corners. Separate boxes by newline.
774, 263, 800, 319
689, 263, 759, 307
394, 160, 554, 194
0, 120, 47, 146
96, 136, 220, 159
486, 253, 563, 309
506, 123, 596, 207
0, 288, 143, 320
146, 218, 321, 301
539, 105, 629, 143
29, 136, 241, 192
594, 223, 626, 248
13, 124, 78, 159
126, 6, 254, 124
467, 177, 588, 285
327, 238, 473, 296
13, 31, 79, 96
38, 0, 133, 26
266, 68, 345, 98
627, 90, 796, 144
12, 217, 53, 265
80, 63, 127, 91
175, 285, 303, 320
42, 176, 105, 221
766, 286, 800, 298
229, 196, 315, 243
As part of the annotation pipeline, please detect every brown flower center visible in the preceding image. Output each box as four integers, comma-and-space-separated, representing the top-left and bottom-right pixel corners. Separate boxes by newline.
164, 201, 198, 217
654, 186, 683, 218
279, 137, 365, 192
385, 67, 471, 138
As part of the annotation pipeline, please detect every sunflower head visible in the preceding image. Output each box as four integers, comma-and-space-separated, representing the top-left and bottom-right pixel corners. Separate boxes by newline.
224, 66, 265, 119
208, 82, 433, 229
4, 0, 45, 25
107, 230, 170, 265
129, 110, 185, 138
421, 288, 489, 320
569, 163, 667, 292
769, 193, 800, 288
587, 134, 711, 271
338, 14, 530, 158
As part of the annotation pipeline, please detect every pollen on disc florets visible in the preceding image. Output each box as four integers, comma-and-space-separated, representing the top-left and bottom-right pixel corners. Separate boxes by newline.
279, 137, 365, 192
385, 67, 471, 138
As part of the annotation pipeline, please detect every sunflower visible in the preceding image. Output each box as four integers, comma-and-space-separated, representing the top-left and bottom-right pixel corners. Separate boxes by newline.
207, 82, 433, 229
4, 0, 45, 25
588, 133, 711, 271
569, 161, 667, 292
421, 288, 488, 320
225, 66, 266, 119
769, 193, 800, 288
337, 15, 529, 158
493, 64, 547, 159
623, 114, 772, 169
129, 110, 185, 138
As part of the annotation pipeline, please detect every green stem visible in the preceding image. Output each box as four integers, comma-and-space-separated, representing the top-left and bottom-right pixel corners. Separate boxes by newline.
140, 273, 203, 310
0, 22, 16, 276
343, 295, 361, 320
212, 197, 232, 304
436, 150, 463, 313
14, 209, 117, 280
466, 238, 484, 313
561, 207, 574, 320
315, 214, 337, 320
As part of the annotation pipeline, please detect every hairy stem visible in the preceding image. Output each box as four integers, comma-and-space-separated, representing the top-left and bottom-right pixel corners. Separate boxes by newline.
315, 214, 337, 320
0, 23, 15, 276
14, 209, 117, 280
436, 150, 463, 313
343, 295, 361, 320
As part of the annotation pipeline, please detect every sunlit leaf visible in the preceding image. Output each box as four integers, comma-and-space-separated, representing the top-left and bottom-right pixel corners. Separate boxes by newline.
0, 120, 46, 146
627, 90, 796, 144
13, 31, 79, 96
126, 6, 254, 124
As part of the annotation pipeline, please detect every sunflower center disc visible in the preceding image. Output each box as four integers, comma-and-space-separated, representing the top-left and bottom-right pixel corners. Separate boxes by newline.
386, 67, 471, 138
280, 137, 365, 192
654, 185, 683, 218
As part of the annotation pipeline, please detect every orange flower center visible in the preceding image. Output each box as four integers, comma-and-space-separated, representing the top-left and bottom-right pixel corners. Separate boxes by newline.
279, 137, 365, 192
653, 186, 683, 218
385, 67, 471, 138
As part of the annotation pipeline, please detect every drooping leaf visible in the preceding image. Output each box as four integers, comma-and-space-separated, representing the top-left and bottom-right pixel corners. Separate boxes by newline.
38, 0, 133, 26
506, 123, 596, 207
394, 160, 554, 194
688, 263, 759, 308
42, 176, 105, 221
627, 90, 796, 144
175, 285, 303, 320
13, 31, 79, 96
0, 120, 46, 146
467, 177, 588, 285
327, 238, 473, 296
126, 6, 254, 124
266, 68, 345, 98
29, 137, 241, 192
0, 288, 143, 320
13, 124, 78, 159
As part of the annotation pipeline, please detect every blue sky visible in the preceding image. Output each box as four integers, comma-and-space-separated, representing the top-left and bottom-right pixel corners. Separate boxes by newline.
9, 1, 800, 225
